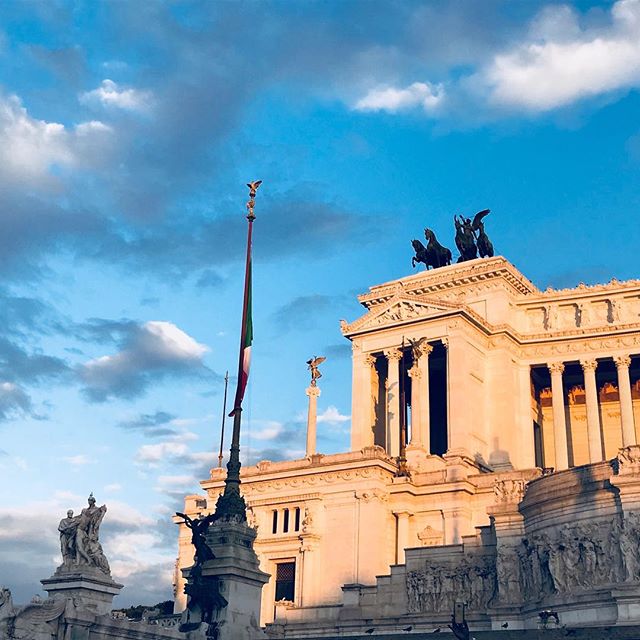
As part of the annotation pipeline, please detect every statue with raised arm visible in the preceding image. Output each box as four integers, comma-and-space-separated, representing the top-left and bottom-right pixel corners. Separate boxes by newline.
175, 512, 216, 565
306, 356, 326, 387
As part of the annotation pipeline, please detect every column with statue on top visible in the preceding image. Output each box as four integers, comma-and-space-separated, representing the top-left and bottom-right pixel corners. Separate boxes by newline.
305, 356, 325, 457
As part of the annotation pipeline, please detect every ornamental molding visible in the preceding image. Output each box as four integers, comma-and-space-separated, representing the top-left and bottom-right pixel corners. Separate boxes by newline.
246, 493, 322, 507
523, 333, 640, 360
240, 466, 394, 494
357, 257, 538, 307
355, 488, 389, 503
342, 295, 461, 335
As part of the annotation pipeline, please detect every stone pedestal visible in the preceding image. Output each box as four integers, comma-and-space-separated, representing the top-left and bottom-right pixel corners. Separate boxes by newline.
188, 518, 269, 640
41, 565, 123, 615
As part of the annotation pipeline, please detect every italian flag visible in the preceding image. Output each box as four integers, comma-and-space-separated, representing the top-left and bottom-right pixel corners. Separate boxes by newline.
230, 223, 254, 416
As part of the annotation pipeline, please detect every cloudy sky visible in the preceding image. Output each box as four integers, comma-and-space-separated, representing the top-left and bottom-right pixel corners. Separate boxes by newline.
1, 0, 640, 606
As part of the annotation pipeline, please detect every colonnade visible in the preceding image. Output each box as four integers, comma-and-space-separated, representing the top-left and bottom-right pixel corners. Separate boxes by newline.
352, 341, 437, 457
545, 355, 637, 470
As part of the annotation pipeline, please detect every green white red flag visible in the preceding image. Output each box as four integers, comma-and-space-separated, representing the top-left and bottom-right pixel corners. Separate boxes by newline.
230, 217, 254, 416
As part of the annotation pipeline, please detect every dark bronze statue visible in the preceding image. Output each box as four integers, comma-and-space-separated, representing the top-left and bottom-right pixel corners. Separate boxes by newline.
454, 215, 478, 262
472, 209, 494, 258
411, 229, 451, 270
180, 563, 228, 634
411, 209, 494, 269
454, 209, 494, 262
175, 512, 216, 565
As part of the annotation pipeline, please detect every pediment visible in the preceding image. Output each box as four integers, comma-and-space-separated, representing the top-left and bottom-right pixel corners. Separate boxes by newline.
341, 296, 459, 334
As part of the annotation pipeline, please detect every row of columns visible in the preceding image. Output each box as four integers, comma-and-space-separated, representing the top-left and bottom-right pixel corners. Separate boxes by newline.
547, 356, 636, 470
382, 342, 434, 457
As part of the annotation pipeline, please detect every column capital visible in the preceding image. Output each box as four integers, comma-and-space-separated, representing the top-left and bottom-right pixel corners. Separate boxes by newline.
417, 343, 433, 358
615, 355, 632, 369
548, 361, 565, 375
364, 354, 377, 367
407, 364, 421, 379
305, 386, 321, 398
580, 358, 598, 372
384, 348, 403, 362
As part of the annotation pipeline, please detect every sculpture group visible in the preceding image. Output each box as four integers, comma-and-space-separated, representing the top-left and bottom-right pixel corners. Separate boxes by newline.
412, 209, 494, 270
57, 493, 110, 574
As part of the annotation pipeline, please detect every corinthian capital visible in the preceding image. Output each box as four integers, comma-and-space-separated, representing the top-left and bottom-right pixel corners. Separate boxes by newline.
364, 354, 377, 367
548, 362, 565, 375
580, 359, 598, 372
614, 355, 632, 369
384, 348, 403, 362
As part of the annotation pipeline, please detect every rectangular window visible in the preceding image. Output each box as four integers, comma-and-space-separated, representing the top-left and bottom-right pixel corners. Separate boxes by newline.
272, 510, 278, 534
294, 507, 301, 532
283, 508, 290, 533
275, 561, 296, 602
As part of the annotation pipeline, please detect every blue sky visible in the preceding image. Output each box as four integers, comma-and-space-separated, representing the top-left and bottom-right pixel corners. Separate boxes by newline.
1, 0, 640, 606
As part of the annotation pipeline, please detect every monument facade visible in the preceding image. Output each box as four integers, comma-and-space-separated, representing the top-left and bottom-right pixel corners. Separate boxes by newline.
175, 255, 640, 633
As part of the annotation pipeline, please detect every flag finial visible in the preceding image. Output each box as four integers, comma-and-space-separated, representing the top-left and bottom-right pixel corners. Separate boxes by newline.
246, 180, 262, 221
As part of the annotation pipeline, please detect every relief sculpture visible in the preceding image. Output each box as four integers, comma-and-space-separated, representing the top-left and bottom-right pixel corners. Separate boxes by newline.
407, 512, 640, 615
406, 556, 496, 614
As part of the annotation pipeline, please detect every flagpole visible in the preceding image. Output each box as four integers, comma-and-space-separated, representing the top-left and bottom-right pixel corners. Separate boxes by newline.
217, 371, 229, 468
214, 181, 261, 522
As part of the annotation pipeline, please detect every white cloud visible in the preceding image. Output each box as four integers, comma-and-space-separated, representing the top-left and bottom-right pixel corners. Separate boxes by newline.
480, 0, 640, 112
354, 81, 444, 113
104, 483, 122, 493
317, 405, 350, 424
0, 381, 32, 421
351, 0, 640, 118
80, 79, 152, 111
80, 321, 209, 402
136, 441, 190, 465
251, 420, 285, 441
62, 454, 96, 466
0, 93, 111, 185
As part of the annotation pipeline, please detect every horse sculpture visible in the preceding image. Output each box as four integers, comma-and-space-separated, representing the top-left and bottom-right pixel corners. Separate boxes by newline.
411, 229, 452, 270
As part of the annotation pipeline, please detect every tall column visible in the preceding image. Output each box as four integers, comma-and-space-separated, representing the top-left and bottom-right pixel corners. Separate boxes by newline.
581, 359, 603, 463
410, 343, 433, 451
548, 362, 569, 470
385, 348, 403, 458
407, 365, 421, 446
615, 355, 636, 447
517, 364, 536, 468
350, 343, 375, 451
305, 385, 321, 456
394, 511, 411, 564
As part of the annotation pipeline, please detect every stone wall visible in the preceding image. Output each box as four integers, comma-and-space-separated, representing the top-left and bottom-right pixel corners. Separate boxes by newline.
266, 447, 640, 636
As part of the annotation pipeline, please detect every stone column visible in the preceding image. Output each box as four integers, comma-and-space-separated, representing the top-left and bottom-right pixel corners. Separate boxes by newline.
581, 359, 604, 463
615, 355, 637, 447
548, 362, 569, 470
385, 348, 403, 458
408, 343, 433, 451
394, 510, 411, 564
305, 385, 321, 456
350, 343, 375, 451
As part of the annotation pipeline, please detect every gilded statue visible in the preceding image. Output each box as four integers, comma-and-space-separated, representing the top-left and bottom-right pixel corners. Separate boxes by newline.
306, 356, 326, 387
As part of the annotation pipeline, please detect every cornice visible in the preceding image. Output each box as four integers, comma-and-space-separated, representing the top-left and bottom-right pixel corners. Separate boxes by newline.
356, 257, 538, 307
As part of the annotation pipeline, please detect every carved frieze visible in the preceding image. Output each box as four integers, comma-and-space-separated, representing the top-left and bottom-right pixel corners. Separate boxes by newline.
493, 479, 527, 505
407, 555, 496, 613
